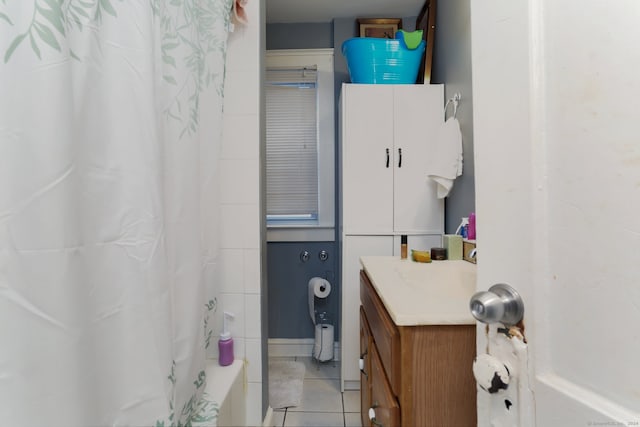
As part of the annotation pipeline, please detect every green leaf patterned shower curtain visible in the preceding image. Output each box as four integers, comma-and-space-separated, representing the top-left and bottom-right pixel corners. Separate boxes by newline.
0, 1, 231, 425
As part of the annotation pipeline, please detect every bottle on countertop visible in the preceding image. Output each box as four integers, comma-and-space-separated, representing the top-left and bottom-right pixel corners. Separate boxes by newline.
468, 212, 476, 240
400, 235, 408, 259
219, 311, 235, 366
456, 217, 469, 239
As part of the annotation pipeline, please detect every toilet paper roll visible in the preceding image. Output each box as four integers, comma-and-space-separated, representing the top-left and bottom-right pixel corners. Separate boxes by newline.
313, 324, 334, 362
308, 277, 331, 324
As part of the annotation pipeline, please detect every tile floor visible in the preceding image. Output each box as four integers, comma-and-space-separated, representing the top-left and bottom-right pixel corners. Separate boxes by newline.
270, 357, 361, 427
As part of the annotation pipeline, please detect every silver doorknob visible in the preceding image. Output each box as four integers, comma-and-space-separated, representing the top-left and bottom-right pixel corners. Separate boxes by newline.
469, 283, 524, 325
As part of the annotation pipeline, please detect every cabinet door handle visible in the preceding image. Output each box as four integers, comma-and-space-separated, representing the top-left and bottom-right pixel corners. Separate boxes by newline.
398, 148, 402, 168
359, 357, 367, 378
368, 406, 384, 427
385, 148, 390, 168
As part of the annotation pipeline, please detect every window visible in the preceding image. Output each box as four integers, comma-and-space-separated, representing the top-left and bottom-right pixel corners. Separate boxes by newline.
266, 66, 319, 221
265, 50, 334, 241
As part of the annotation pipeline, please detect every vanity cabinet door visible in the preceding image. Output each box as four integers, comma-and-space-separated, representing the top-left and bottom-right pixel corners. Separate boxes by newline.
358, 268, 477, 426
369, 345, 400, 427
360, 269, 401, 395
360, 307, 372, 427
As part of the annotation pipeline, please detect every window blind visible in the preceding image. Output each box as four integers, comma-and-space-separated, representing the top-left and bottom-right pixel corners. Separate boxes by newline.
266, 67, 319, 220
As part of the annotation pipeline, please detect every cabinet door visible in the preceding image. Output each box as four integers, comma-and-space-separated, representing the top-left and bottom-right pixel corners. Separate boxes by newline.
341, 84, 394, 234
392, 85, 444, 234
341, 235, 393, 390
360, 307, 372, 427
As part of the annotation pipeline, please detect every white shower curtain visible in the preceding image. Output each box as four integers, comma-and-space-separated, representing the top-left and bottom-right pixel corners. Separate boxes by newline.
0, 1, 231, 425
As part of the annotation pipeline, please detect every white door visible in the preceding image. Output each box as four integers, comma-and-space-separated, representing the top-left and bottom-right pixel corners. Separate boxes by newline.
393, 85, 444, 235
471, 1, 640, 426
341, 84, 394, 234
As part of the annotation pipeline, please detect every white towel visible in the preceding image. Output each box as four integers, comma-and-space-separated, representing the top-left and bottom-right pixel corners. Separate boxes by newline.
426, 117, 463, 198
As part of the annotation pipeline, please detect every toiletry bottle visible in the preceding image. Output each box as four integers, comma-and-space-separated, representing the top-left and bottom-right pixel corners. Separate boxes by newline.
468, 212, 476, 240
456, 217, 469, 239
219, 311, 235, 366
459, 217, 469, 239
400, 235, 408, 259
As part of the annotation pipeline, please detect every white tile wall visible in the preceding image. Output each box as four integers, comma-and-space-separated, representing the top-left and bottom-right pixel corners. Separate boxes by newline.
247, 381, 264, 425
225, 21, 260, 71
245, 294, 262, 338
219, 158, 259, 204
242, 204, 261, 249
245, 338, 263, 382
219, 205, 261, 250
221, 293, 246, 336
220, 0, 263, 424
222, 114, 259, 159
243, 248, 261, 294
223, 71, 261, 116
219, 249, 244, 294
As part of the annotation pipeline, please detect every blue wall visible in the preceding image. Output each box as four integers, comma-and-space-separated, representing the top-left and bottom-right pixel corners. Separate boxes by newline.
267, 242, 338, 339
430, 0, 476, 233
266, 23, 333, 50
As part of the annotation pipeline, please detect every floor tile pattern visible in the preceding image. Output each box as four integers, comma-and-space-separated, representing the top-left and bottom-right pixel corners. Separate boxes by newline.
270, 357, 362, 427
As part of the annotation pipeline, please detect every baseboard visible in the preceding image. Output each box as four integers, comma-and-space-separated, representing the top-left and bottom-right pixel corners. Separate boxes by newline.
268, 338, 341, 360
343, 379, 360, 391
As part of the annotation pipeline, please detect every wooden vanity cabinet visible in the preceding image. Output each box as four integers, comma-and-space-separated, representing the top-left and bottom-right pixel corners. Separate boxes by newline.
359, 270, 477, 427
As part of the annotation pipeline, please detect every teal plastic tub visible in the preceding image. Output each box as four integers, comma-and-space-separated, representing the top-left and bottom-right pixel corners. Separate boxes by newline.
342, 37, 425, 84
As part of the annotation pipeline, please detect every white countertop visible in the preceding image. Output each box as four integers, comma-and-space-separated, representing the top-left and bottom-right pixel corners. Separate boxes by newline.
360, 256, 477, 326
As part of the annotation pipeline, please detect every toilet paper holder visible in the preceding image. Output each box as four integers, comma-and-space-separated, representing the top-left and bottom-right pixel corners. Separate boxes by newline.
308, 277, 332, 325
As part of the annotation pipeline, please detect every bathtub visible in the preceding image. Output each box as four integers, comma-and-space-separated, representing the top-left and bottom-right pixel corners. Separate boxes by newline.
197, 359, 246, 427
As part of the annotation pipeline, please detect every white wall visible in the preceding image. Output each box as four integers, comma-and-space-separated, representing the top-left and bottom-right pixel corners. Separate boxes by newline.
217, 0, 263, 424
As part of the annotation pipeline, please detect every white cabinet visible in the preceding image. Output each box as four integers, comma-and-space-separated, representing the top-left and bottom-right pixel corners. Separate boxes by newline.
339, 84, 445, 389
341, 84, 444, 235
341, 235, 392, 390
